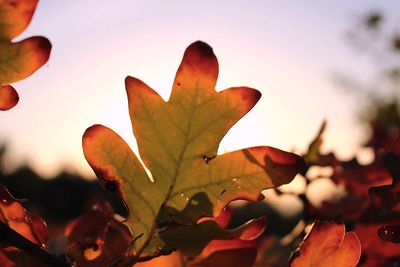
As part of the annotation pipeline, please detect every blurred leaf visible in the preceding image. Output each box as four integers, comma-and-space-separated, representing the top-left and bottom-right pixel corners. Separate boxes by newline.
198, 248, 257, 267
303, 121, 340, 170
355, 214, 400, 265
82, 41, 305, 259
364, 11, 383, 30
378, 224, 400, 243
304, 121, 326, 165
64, 203, 132, 267
369, 153, 400, 212
135, 251, 183, 267
148, 216, 265, 258
290, 221, 361, 267
256, 235, 301, 267
333, 159, 391, 199
0, 85, 18, 110
0, 184, 47, 246
0, 247, 49, 267
392, 36, 400, 52
303, 193, 365, 221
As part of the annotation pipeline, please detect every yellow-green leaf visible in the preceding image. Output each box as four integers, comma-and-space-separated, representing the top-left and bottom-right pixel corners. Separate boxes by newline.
0, 36, 51, 85
83, 41, 305, 259
0, 0, 51, 110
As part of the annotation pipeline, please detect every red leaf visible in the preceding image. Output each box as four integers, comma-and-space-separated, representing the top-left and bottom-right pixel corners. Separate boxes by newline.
65, 203, 132, 267
0, 85, 18, 111
0, 184, 47, 246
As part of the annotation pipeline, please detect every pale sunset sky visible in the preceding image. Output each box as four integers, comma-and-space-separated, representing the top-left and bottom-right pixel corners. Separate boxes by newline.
1, 0, 399, 178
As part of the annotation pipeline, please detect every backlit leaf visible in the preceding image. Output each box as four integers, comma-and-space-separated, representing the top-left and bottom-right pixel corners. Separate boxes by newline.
0, 37, 51, 85
83, 41, 305, 260
0, 85, 18, 110
290, 221, 361, 267
0, 0, 51, 110
303, 121, 339, 168
0, 0, 38, 40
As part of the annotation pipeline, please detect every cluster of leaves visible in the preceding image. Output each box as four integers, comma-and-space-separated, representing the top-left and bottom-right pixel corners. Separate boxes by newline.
1, 1, 398, 267
0, 0, 51, 110
295, 121, 399, 266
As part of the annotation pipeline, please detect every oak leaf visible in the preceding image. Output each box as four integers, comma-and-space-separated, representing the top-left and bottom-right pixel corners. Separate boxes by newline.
83, 41, 304, 260
0, 0, 51, 110
290, 221, 361, 267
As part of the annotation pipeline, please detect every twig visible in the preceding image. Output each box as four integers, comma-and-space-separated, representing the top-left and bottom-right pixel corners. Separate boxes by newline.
0, 221, 70, 267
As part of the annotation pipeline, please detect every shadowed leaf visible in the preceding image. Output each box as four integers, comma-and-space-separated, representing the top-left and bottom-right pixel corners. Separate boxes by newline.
152, 216, 265, 257
0, 184, 47, 246
378, 224, 400, 243
355, 214, 400, 265
134, 251, 183, 267
369, 153, 400, 211
64, 203, 132, 267
199, 248, 257, 267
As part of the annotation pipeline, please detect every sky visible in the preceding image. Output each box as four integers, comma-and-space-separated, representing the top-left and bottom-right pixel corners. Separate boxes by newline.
1, 0, 399, 178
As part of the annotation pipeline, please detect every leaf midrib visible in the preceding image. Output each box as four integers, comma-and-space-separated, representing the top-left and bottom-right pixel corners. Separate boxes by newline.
134, 80, 201, 259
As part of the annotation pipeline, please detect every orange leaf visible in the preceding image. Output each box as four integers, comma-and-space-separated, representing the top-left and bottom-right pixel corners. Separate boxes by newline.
0, 0, 39, 40
0, 37, 51, 85
290, 221, 361, 267
0, 0, 51, 110
135, 252, 182, 267
0, 85, 18, 111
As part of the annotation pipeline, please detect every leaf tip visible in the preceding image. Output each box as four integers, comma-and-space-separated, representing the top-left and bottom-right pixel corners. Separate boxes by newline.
37, 36, 52, 52
180, 40, 218, 79
32, 36, 52, 63
188, 40, 215, 58
83, 124, 102, 140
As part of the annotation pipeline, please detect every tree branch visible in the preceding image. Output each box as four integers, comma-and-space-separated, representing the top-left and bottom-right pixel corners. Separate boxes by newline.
0, 221, 70, 267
